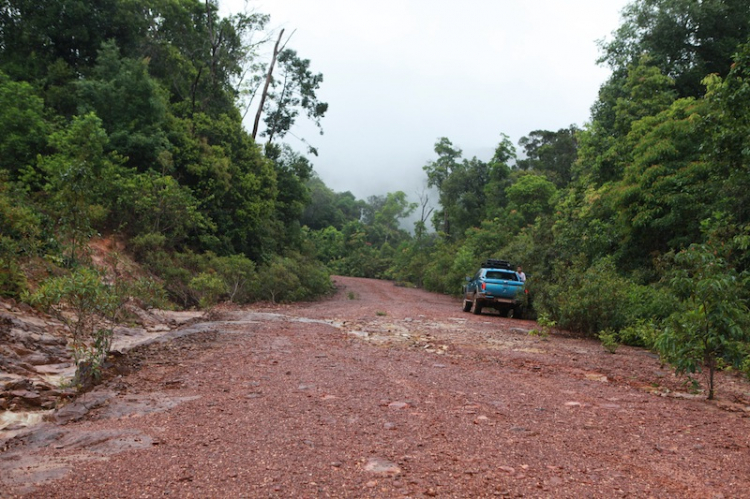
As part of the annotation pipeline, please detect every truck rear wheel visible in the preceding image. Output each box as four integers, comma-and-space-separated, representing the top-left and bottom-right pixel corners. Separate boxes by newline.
472, 295, 483, 315
462, 299, 472, 312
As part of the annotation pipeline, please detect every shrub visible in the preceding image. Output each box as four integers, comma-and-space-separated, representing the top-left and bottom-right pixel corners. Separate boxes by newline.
257, 252, 333, 303
544, 256, 629, 335
211, 254, 259, 304
258, 256, 301, 303
189, 271, 227, 308
534, 256, 676, 337
130, 232, 167, 261
0, 258, 27, 298
26, 267, 119, 387
599, 329, 619, 353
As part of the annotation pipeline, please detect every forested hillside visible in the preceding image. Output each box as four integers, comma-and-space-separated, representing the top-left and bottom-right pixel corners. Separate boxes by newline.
0, 0, 336, 308
2, 0, 750, 397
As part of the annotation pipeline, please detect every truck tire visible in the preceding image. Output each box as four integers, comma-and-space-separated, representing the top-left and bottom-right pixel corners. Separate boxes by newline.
462, 299, 472, 312
472, 294, 483, 315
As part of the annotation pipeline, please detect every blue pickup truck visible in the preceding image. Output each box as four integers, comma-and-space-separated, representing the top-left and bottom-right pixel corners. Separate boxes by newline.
462, 259, 525, 318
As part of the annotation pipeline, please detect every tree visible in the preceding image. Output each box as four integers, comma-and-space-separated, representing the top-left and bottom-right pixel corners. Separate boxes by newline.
27, 267, 120, 386
0, 0, 138, 79
38, 113, 122, 264
615, 97, 710, 266
657, 242, 750, 399
517, 127, 578, 188
598, 0, 750, 99
577, 56, 678, 185
423, 137, 462, 236
505, 174, 557, 229
252, 28, 285, 140
414, 188, 434, 241
703, 40, 750, 231
76, 40, 169, 170
262, 49, 328, 146
0, 71, 48, 176
251, 29, 328, 150
424, 137, 508, 239
264, 143, 313, 250
483, 134, 516, 220
114, 169, 210, 249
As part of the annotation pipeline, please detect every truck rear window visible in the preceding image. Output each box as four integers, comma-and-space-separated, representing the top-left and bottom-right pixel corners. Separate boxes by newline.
485, 271, 518, 281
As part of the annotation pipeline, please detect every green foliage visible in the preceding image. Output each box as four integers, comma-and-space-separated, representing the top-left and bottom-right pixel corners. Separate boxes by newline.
301, 175, 364, 230
529, 314, 556, 339
0, 71, 48, 175
76, 40, 169, 168
38, 113, 122, 265
517, 127, 578, 187
212, 254, 260, 304
599, 329, 619, 354
0, 0, 337, 313
189, 271, 227, 309
423, 137, 499, 238
617, 320, 661, 349
0, 258, 27, 299
617, 97, 710, 266
26, 267, 119, 386
504, 174, 557, 229
598, 0, 750, 99
535, 256, 670, 336
421, 241, 464, 294
258, 255, 299, 304
0, 172, 43, 297
703, 41, 750, 229
262, 49, 328, 144
115, 171, 210, 248
655, 242, 750, 399
120, 277, 171, 311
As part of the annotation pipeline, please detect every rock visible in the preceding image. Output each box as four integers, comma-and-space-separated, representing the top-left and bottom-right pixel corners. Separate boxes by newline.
364, 457, 401, 475
37, 333, 66, 347
4, 379, 34, 391
10, 390, 42, 406
113, 326, 146, 337
52, 401, 92, 425
23, 353, 51, 366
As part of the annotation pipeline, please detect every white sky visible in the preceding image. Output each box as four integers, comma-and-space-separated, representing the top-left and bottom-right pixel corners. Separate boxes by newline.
222, 0, 631, 200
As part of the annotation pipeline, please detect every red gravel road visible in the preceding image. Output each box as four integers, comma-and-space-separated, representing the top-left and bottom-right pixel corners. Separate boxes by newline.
2, 275, 750, 498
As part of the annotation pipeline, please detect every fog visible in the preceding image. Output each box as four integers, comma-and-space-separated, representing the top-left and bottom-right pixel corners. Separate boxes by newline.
223, 0, 631, 201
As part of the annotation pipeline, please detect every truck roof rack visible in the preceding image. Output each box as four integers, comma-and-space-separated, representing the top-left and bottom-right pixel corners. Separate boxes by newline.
480, 259, 513, 270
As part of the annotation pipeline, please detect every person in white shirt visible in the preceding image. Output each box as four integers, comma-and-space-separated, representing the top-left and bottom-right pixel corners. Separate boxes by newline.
516, 266, 526, 282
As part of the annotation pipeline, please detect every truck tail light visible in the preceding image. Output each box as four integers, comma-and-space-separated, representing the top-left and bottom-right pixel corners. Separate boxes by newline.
481, 282, 486, 291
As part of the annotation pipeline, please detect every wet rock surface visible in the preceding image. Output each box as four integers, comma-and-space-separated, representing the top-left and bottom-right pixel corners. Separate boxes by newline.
2, 276, 750, 498
0, 299, 202, 422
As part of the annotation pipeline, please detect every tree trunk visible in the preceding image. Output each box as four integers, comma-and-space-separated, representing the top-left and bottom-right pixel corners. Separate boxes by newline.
252, 29, 284, 140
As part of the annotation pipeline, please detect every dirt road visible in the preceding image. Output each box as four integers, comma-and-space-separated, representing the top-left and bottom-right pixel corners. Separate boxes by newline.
2, 276, 749, 498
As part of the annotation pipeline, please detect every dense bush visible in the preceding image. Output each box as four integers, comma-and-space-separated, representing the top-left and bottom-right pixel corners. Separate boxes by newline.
532, 256, 675, 337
